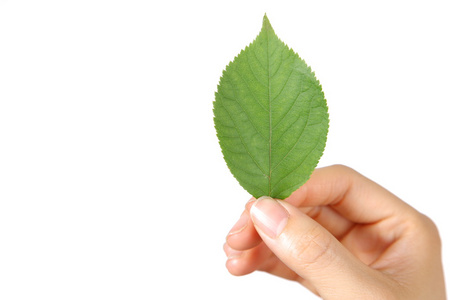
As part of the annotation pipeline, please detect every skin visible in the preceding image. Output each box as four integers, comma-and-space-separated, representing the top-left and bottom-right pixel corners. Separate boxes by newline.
224, 165, 446, 299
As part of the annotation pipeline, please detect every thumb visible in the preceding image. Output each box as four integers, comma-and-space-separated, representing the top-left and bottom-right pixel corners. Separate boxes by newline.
250, 197, 381, 298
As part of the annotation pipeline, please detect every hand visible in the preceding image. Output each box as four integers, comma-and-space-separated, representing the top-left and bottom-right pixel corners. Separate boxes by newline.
224, 165, 446, 299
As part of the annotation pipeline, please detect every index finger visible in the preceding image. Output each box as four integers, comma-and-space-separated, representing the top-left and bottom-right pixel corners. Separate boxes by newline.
285, 165, 414, 224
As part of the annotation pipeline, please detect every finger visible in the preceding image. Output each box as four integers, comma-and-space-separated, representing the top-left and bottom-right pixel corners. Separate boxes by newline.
223, 242, 243, 259
224, 242, 270, 276
300, 205, 354, 240
226, 200, 262, 251
286, 165, 413, 224
250, 197, 390, 298
256, 250, 319, 296
224, 240, 320, 297
228, 191, 355, 251
224, 241, 307, 284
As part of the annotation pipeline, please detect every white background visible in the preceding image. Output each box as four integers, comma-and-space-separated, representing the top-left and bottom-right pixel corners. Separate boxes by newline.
1, 0, 449, 299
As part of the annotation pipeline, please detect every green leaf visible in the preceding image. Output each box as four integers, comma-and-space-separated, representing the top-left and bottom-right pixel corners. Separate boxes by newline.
213, 15, 329, 199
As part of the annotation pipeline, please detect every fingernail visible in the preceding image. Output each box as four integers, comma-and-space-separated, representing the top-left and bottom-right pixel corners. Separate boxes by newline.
245, 198, 257, 211
251, 197, 289, 239
227, 212, 249, 236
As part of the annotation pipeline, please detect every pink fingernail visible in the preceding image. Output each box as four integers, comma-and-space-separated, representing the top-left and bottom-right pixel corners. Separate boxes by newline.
251, 197, 289, 239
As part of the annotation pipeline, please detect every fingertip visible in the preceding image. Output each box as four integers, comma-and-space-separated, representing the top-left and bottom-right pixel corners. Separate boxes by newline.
224, 242, 249, 276
224, 244, 253, 276
226, 259, 248, 276
227, 211, 250, 237
250, 197, 290, 239
225, 253, 256, 277
226, 209, 262, 251
226, 221, 262, 251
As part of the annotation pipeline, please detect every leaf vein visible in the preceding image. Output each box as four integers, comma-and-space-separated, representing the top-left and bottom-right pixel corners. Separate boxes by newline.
235, 61, 268, 112
267, 26, 273, 196
271, 94, 315, 173
250, 45, 267, 72
272, 91, 315, 145
269, 46, 284, 79
272, 84, 312, 130
220, 78, 267, 140
272, 138, 323, 196
271, 64, 295, 103
219, 82, 269, 178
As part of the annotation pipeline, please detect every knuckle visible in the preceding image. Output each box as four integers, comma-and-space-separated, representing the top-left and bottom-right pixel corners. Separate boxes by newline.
418, 213, 442, 245
402, 211, 442, 252
330, 164, 355, 174
289, 224, 335, 269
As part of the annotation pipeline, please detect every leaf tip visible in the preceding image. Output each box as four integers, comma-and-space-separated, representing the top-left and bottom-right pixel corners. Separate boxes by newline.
262, 13, 274, 32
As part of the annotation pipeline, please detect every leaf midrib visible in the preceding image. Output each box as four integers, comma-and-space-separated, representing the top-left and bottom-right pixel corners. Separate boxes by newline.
267, 27, 272, 197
